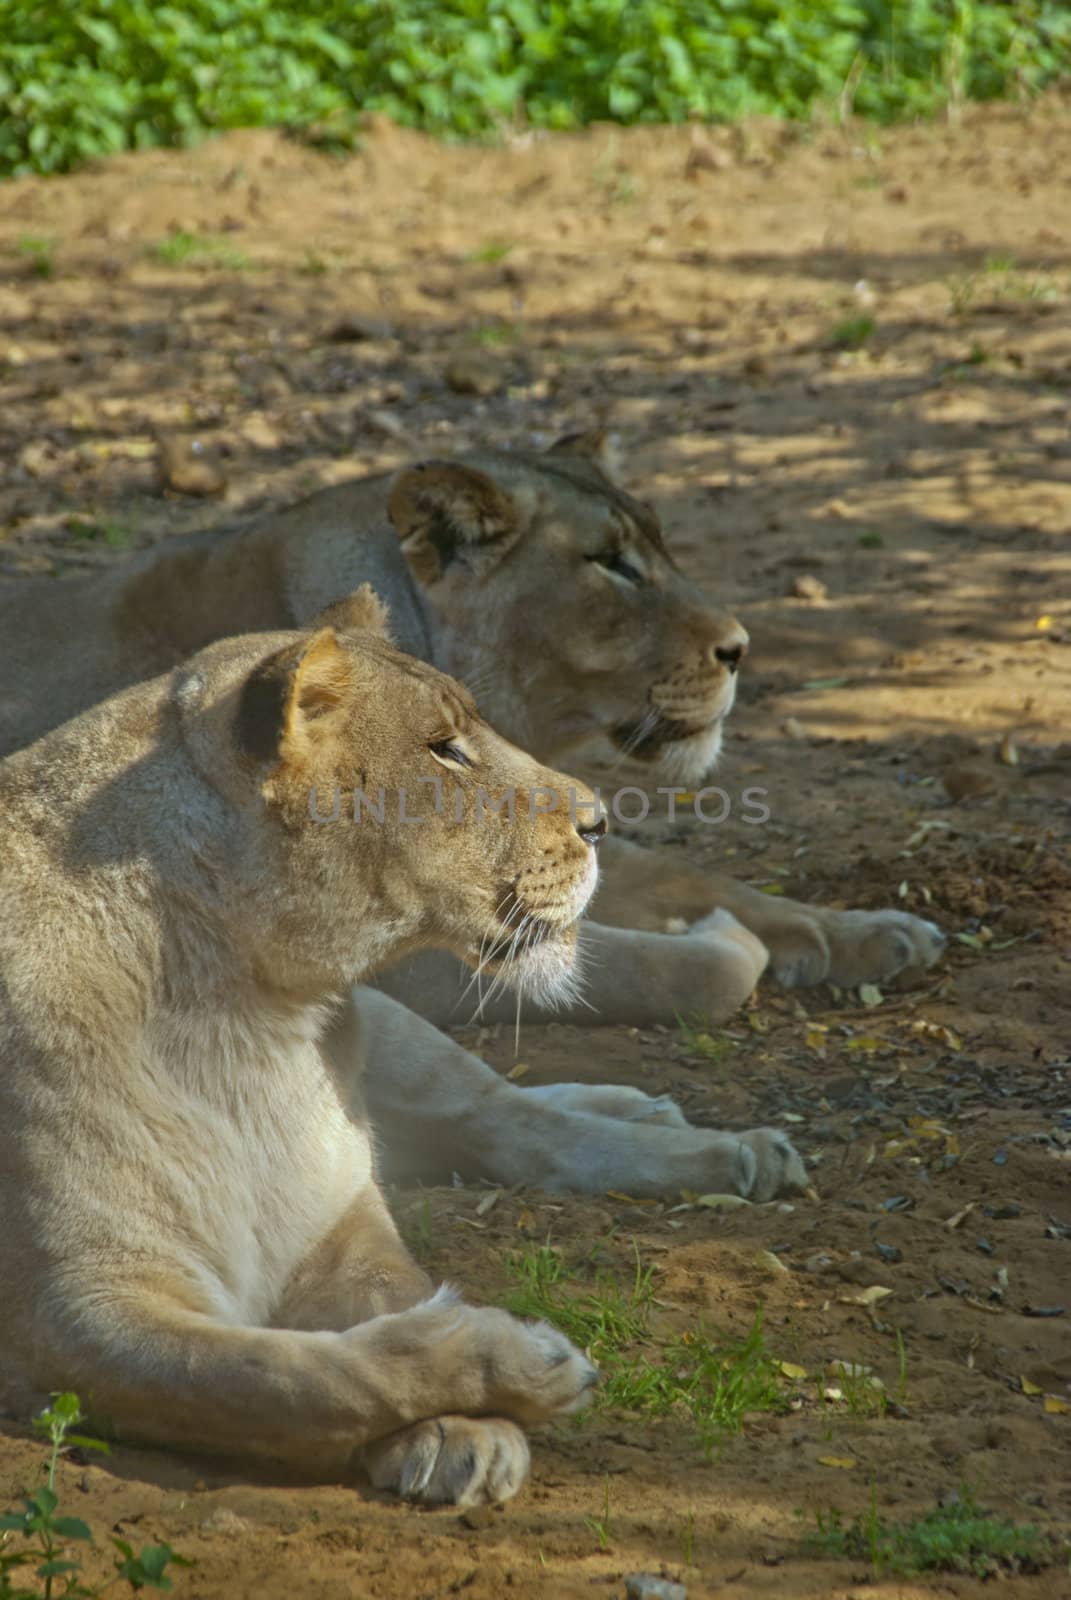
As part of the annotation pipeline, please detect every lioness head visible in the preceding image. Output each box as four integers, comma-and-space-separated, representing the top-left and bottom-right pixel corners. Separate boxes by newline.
178, 588, 604, 1004
388, 433, 747, 785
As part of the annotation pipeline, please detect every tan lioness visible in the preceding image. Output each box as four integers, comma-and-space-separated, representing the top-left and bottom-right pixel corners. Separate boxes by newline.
0, 434, 937, 1197
0, 591, 619, 1503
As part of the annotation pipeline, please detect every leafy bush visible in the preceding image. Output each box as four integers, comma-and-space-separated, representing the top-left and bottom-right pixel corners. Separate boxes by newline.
0, 0, 1068, 176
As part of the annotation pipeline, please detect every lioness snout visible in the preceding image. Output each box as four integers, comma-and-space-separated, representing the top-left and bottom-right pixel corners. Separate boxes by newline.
711, 621, 749, 674
576, 813, 607, 848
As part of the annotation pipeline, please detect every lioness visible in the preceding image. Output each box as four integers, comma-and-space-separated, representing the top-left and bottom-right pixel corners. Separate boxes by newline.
0, 434, 937, 1197
0, 592, 619, 1503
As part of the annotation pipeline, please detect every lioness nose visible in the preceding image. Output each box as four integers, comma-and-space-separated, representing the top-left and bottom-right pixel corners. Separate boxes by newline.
711, 622, 749, 675
576, 813, 607, 848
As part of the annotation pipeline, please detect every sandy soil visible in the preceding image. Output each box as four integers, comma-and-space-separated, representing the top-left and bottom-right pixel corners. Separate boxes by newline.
1, 98, 1070, 1599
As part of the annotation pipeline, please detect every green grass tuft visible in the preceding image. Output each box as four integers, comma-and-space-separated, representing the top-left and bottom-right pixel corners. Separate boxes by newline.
829, 314, 875, 350
149, 230, 250, 270
504, 1241, 785, 1454
807, 1485, 1051, 1578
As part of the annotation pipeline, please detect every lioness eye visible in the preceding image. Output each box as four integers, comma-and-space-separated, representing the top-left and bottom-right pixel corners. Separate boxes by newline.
590, 550, 644, 585
429, 738, 473, 769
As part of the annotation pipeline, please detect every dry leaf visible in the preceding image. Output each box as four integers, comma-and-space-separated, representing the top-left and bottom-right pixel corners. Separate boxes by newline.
910, 1019, 963, 1051
779, 1361, 808, 1381
818, 1456, 857, 1469
754, 1249, 789, 1275
839, 1285, 893, 1307
1036, 615, 1054, 631
859, 983, 884, 1008
1020, 1376, 1043, 1396
475, 1189, 501, 1216
998, 732, 1019, 767
946, 1203, 975, 1230
1043, 1396, 1070, 1415
506, 1061, 530, 1081
606, 1191, 658, 1206
695, 1193, 752, 1211
515, 1207, 537, 1231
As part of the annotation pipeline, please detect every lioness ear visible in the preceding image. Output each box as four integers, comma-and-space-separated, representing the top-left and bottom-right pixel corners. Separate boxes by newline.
312, 583, 394, 644
236, 627, 353, 765
388, 461, 520, 584
546, 427, 608, 462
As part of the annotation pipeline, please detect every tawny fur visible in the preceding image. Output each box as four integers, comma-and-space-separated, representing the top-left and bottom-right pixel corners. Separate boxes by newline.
0, 604, 604, 1503
0, 435, 938, 1202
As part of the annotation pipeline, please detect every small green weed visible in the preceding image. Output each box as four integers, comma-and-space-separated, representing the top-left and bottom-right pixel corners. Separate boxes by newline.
679, 1508, 695, 1566
677, 1015, 732, 1065
16, 237, 54, 279
148, 231, 249, 271
0, 1392, 189, 1597
65, 516, 132, 550
505, 1242, 784, 1454
806, 1485, 1050, 1578
584, 1476, 613, 1550
828, 314, 874, 350
984, 252, 1016, 276
857, 530, 884, 548
469, 321, 520, 348
464, 241, 513, 266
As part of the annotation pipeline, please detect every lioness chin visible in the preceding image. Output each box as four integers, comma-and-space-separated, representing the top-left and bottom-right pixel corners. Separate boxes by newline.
0, 591, 604, 1503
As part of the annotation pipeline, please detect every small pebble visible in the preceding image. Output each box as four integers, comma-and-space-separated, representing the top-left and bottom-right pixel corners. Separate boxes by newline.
625, 1577, 687, 1600
788, 573, 828, 602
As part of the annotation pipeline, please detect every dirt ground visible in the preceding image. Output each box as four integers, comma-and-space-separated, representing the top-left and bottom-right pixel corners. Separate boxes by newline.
1, 97, 1070, 1599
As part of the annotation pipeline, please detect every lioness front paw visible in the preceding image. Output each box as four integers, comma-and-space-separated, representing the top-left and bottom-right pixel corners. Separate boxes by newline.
736, 1128, 809, 1202
487, 1314, 599, 1424
818, 908, 945, 988
365, 1416, 530, 1506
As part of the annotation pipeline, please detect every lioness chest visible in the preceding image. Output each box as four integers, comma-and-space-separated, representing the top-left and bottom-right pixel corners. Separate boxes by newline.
17, 1026, 375, 1331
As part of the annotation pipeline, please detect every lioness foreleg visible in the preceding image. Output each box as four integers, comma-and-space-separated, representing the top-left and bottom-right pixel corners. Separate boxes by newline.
355, 988, 805, 1200
593, 835, 944, 990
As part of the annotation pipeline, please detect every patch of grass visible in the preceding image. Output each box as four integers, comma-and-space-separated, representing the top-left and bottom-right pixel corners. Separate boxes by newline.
828, 314, 875, 350
984, 252, 1016, 275
464, 241, 513, 266
857, 530, 884, 548
16, 235, 54, 278
469, 321, 520, 348
677, 1015, 733, 1065
65, 515, 133, 550
806, 1485, 1051, 1579
504, 1242, 785, 1454
584, 1476, 614, 1550
945, 270, 979, 315
398, 1195, 434, 1263
148, 230, 250, 271
0, 1392, 190, 1596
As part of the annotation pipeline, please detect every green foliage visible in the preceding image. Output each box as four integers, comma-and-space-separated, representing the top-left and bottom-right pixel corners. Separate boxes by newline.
147, 230, 250, 270
15, 236, 54, 278
0, 1, 1068, 177
807, 1485, 1052, 1578
0, 1394, 189, 1599
504, 1241, 785, 1453
829, 313, 875, 349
